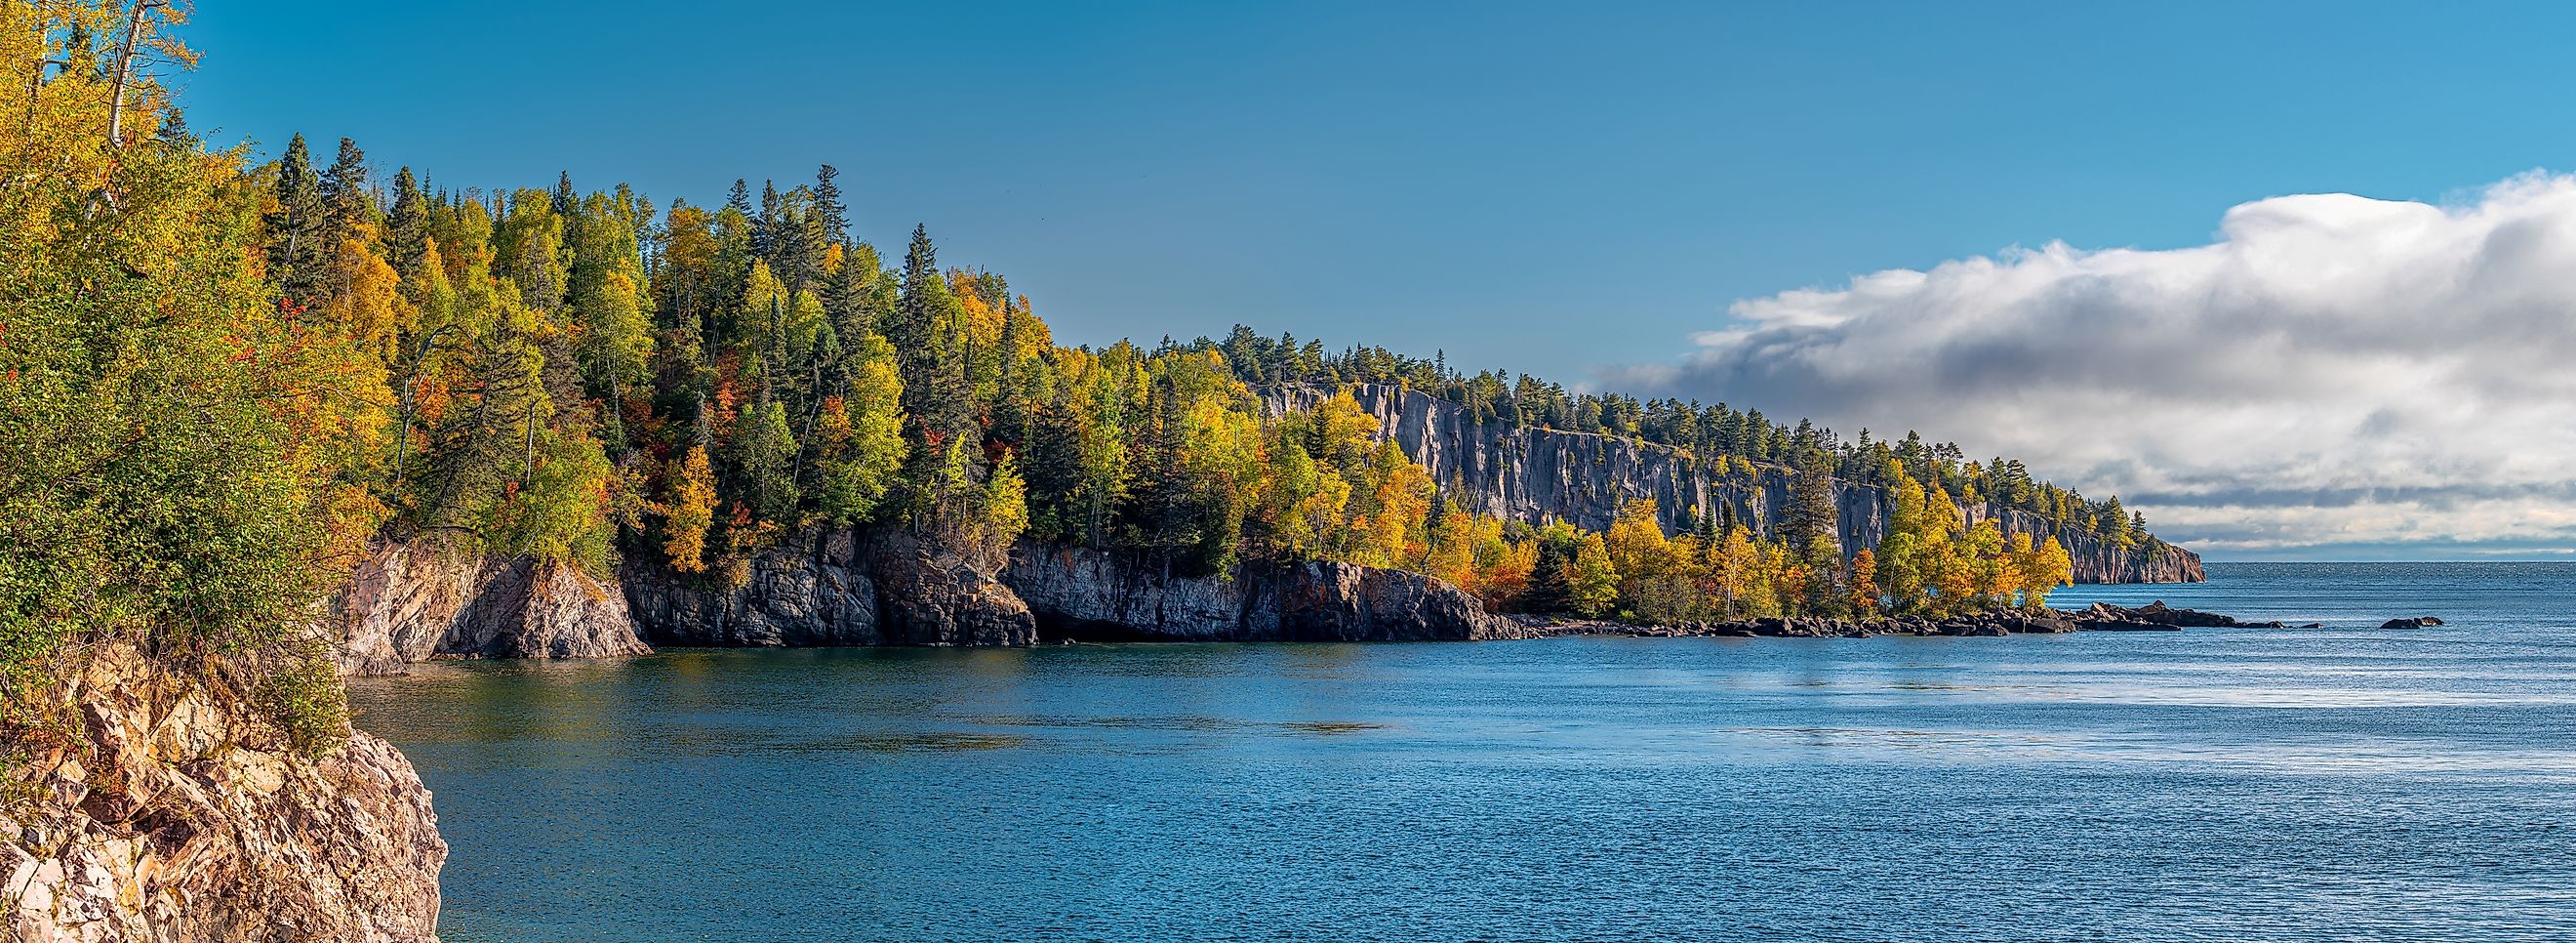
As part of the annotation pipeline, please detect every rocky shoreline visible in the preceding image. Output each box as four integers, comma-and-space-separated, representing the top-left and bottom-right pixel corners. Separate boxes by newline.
3, 645, 445, 942
334, 530, 2425, 675
1487, 601, 2390, 641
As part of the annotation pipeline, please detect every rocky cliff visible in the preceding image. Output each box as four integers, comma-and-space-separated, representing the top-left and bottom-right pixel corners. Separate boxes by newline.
623, 528, 1038, 647
1262, 383, 2203, 584
1003, 543, 1506, 642
3, 645, 445, 941
620, 527, 1505, 647
334, 540, 652, 676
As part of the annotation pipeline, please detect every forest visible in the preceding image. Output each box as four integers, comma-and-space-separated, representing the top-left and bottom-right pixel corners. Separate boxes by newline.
244, 144, 2112, 626
0, 1, 2155, 733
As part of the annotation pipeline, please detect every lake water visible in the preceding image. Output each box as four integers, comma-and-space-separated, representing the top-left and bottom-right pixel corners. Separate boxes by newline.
348, 562, 2576, 941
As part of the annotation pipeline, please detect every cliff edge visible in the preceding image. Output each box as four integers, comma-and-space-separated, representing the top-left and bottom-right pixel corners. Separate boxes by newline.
3, 645, 445, 942
1262, 383, 2204, 584
335, 540, 651, 677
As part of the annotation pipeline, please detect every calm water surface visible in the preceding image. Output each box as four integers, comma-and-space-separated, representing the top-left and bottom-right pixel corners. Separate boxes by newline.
349, 562, 2576, 941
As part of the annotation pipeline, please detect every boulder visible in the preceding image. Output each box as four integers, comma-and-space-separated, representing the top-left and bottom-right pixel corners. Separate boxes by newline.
2379, 616, 2445, 630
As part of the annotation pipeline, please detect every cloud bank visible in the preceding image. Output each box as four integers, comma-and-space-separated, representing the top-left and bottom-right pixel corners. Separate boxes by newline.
1626, 174, 2576, 555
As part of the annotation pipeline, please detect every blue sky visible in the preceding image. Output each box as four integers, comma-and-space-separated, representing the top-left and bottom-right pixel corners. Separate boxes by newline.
176, 2, 2576, 557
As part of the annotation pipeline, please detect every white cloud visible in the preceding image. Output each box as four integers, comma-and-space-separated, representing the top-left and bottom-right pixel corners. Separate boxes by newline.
1626, 173, 2576, 555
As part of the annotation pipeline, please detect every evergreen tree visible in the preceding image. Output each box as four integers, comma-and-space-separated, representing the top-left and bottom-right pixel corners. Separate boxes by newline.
318, 137, 373, 243
1783, 447, 1840, 554
814, 163, 847, 246
753, 179, 782, 263
264, 133, 329, 304
2099, 496, 2135, 549
384, 166, 430, 280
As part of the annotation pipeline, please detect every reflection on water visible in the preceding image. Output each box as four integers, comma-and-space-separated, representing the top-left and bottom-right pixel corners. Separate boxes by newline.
354, 562, 2576, 942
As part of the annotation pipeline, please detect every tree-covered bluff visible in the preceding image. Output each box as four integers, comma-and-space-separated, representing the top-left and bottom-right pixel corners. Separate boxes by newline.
0, 0, 2207, 696
173, 125, 2197, 640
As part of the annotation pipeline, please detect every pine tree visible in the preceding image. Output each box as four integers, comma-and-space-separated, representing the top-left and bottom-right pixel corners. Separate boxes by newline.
2099, 496, 2134, 549
383, 166, 430, 280
992, 296, 1027, 448
1524, 541, 1575, 615
889, 225, 978, 525
814, 164, 847, 246
264, 133, 329, 304
892, 225, 965, 437
753, 179, 782, 263
318, 137, 373, 243
1783, 447, 1840, 554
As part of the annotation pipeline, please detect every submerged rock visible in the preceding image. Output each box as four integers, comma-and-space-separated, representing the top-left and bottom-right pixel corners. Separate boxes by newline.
3, 644, 445, 941
334, 539, 649, 676
2378, 616, 2446, 630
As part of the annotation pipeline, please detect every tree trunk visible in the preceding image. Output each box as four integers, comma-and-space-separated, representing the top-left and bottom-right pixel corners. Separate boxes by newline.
104, 1, 165, 147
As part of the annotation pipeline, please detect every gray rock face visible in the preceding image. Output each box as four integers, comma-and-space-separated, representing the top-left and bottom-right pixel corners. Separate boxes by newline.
620, 529, 1499, 647
334, 540, 651, 676
4, 644, 445, 942
624, 528, 1038, 647
1002, 543, 1506, 642
1260, 383, 2204, 584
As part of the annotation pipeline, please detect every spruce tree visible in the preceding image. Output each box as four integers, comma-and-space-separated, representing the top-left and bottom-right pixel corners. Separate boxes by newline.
1783, 447, 1841, 556
753, 180, 782, 263
551, 170, 576, 217
262, 134, 330, 305
891, 225, 976, 523
992, 296, 1027, 449
814, 164, 847, 246
383, 167, 429, 281
318, 137, 373, 244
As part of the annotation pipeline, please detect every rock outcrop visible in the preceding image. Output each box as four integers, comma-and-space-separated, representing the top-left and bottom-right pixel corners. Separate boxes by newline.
1261, 383, 2204, 584
624, 528, 1038, 647
334, 540, 651, 676
3, 644, 445, 941
1002, 542, 1505, 642
2075, 600, 2284, 630
621, 528, 1503, 647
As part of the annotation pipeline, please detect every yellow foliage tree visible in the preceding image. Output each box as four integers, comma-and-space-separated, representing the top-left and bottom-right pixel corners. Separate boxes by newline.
664, 446, 717, 573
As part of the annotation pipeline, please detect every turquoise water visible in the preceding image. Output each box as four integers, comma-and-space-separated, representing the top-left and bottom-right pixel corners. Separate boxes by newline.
349, 562, 2576, 941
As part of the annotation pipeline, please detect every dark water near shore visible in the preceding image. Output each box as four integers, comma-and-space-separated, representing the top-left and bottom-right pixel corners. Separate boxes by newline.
349, 562, 2576, 941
